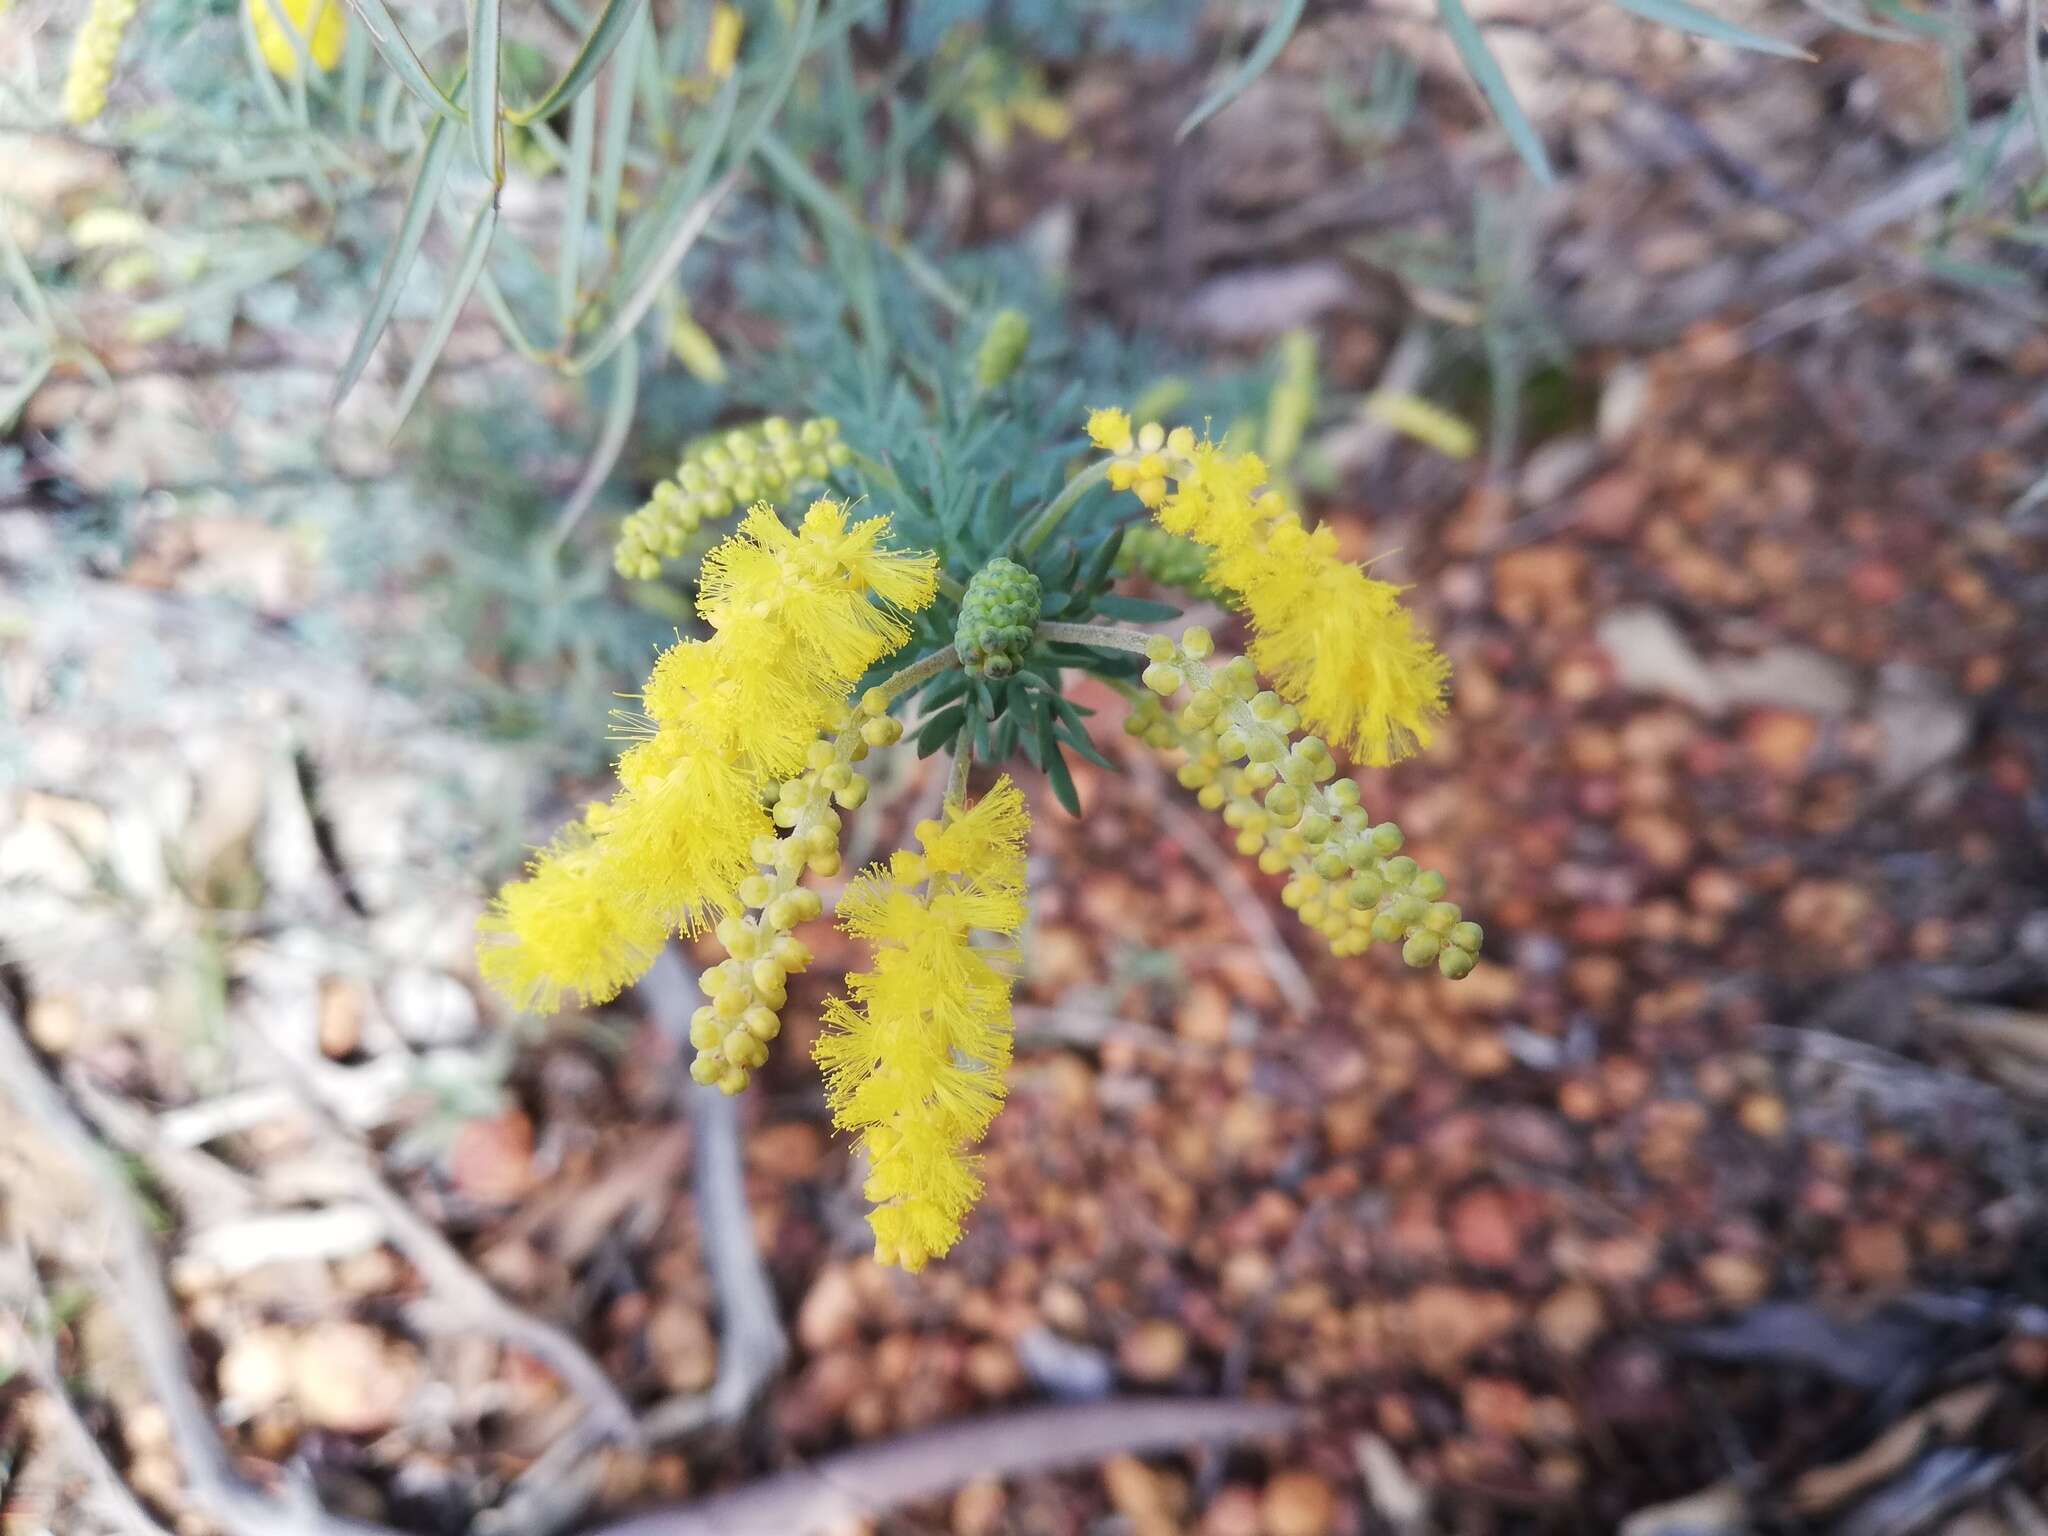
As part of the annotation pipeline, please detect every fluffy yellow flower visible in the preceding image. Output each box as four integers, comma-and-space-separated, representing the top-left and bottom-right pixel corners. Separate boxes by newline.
479, 502, 940, 1015
476, 810, 668, 1014
1086, 407, 1134, 454
697, 499, 939, 682
815, 777, 1031, 1271
249, 0, 346, 78
1118, 430, 1450, 768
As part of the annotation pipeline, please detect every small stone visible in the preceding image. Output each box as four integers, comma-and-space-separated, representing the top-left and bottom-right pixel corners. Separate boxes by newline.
446, 1109, 538, 1204
1737, 1093, 1787, 1139
1741, 708, 1819, 779
217, 1325, 296, 1415
797, 1265, 863, 1352
1842, 1223, 1911, 1289
953, 1479, 1007, 1536
1462, 1377, 1532, 1440
647, 1301, 718, 1394
1175, 980, 1232, 1046
1449, 1187, 1521, 1270
1262, 1470, 1338, 1536
1535, 1284, 1606, 1360
290, 1322, 416, 1433
1119, 1318, 1189, 1383
1698, 1253, 1771, 1309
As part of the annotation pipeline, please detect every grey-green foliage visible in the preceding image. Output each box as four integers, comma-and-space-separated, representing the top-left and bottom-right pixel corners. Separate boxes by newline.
725, 234, 1275, 812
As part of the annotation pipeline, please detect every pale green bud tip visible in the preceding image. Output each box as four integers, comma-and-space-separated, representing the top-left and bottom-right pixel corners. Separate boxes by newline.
1449, 921, 1484, 953
1439, 947, 1477, 980
1180, 625, 1214, 658
974, 309, 1032, 389
1142, 662, 1179, 696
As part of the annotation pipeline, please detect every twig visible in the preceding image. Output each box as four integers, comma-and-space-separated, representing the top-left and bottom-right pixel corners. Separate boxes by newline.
1125, 753, 1317, 1023
478, 948, 790, 1536
643, 948, 790, 1433
0, 989, 404, 1536
237, 1026, 642, 1447
0, 1243, 177, 1536
583, 1398, 1303, 1536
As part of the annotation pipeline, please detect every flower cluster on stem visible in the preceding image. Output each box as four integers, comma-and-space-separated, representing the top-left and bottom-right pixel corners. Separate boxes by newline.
815, 776, 1031, 1271
1126, 627, 1482, 977
478, 499, 937, 1016
614, 417, 849, 581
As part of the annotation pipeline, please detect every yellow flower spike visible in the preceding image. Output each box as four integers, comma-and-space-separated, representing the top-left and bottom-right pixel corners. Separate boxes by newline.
476, 813, 669, 1014
249, 0, 346, 78
1100, 422, 1451, 768
696, 501, 938, 681
815, 776, 1031, 1271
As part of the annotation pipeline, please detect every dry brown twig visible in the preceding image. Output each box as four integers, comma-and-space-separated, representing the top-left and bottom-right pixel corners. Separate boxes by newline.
0, 1241, 177, 1536
0, 988, 403, 1536
233, 1022, 644, 1448
2, 981, 1304, 1536
1125, 751, 1317, 1022
594, 1398, 1304, 1536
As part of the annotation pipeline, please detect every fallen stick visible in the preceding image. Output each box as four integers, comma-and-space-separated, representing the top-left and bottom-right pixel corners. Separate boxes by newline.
0, 988, 404, 1536
585, 1398, 1304, 1536
0, 1242, 178, 1536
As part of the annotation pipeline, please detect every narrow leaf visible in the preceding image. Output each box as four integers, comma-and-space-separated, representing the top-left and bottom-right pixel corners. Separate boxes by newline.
1437, 0, 1554, 184
593, 0, 644, 247
1610, 0, 1810, 58
916, 703, 968, 757
545, 334, 639, 553
512, 0, 646, 125
0, 351, 53, 431
468, 0, 504, 178
1178, 0, 1308, 141
557, 85, 598, 337
570, 0, 814, 373
1045, 742, 1082, 817
2027, 0, 2048, 170
333, 112, 459, 408
388, 197, 499, 430
339, 0, 465, 124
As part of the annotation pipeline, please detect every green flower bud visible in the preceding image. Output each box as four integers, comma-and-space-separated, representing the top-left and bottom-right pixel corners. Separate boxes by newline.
1448, 922, 1484, 953
1439, 947, 1477, 981
974, 309, 1032, 388
1402, 931, 1441, 967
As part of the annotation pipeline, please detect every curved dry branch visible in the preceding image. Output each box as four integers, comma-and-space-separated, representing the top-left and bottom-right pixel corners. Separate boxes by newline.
589, 1398, 1305, 1536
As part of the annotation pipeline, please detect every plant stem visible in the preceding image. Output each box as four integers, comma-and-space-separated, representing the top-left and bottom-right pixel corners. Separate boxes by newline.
1010, 459, 1113, 560
936, 571, 968, 603
1034, 620, 1158, 655
875, 644, 959, 706
945, 722, 973, 809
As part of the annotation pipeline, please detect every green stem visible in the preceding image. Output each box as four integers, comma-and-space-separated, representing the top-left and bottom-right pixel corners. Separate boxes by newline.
875, 644, 959, 707
945, 722, 974, 810
1011, 459, 1114, 560
936, 571, 968, 603
1035, 620, 1157, 655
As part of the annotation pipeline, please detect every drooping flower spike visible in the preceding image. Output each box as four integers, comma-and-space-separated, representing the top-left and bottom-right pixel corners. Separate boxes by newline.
482, 414, 1479, 1273
478, 499, 937, 1028
815, 777, 1032, 1271
1087, 408, 1450, 768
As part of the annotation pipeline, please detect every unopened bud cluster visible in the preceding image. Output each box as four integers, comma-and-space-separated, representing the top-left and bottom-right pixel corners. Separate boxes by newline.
1101, 419, 1200, 508
615, 417, 850, 581
956, 558, 1043, 680
688, 695, 904, 1092
1128, 629, 1482, 977
63, 0, 142, 124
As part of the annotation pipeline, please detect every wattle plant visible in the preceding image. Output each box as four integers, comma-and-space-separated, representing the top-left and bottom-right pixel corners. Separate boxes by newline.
479, 407, 1480, 1272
